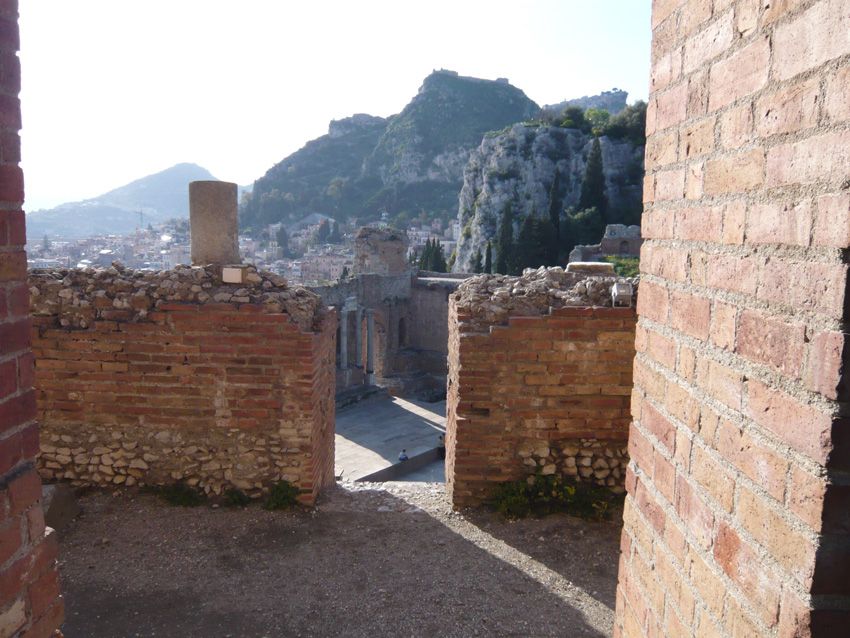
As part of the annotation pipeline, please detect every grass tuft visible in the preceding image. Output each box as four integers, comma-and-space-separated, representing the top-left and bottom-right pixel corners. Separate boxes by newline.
489, 474, 621, 521
263, 480, 301, 510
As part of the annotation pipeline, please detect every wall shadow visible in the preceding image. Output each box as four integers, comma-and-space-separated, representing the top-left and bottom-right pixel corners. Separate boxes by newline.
58, 488, 611, 637
462, 505, 624, 611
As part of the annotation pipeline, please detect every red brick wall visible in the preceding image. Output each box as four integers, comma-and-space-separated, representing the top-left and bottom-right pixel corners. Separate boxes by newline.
616, 1, 850, 636
307, 310, 337, 495
446, 303, 636, 507
0, 1, 64, 635
32, 303, 337, 504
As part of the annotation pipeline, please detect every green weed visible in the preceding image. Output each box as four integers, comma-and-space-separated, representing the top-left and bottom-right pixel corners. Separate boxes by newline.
143, 481, 206, 507
223, 488, 252, 508
263, 480, 301, 510
490, 474, 619, 521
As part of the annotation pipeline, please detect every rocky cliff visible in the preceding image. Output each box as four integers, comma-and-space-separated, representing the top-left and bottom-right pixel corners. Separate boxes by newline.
365, 71, 539, 183
239, 71, 539, 230
543, 89, 629, 115
453, 123, 644, 272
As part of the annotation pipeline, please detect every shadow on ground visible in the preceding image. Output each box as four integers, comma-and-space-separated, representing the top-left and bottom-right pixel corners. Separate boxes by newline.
58, 485, 615, 638
462, 506, 624, 611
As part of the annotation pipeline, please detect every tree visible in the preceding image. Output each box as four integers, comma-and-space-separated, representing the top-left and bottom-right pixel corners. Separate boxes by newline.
429, 240, 448, 272
560, 106, 587, 131
585, 108, 611, 136
513, 215, 535, 273
315, 220, 331, 243
418, 239, 447, 272
602, 101, 647, 146
418, 239, 432, 270
340, 266, 349, 280
471, 249, 483, 274
495, 203, 514, 275
547, 172, 562, 263
513, 215, 548, 273
560, 209, 576, 257
434, 242, 447, 273
447, 249, 456, 272
565, 207, 605, 254
578, 137, 607, 219
484, 241, 492, 274
276, 226, 290, 256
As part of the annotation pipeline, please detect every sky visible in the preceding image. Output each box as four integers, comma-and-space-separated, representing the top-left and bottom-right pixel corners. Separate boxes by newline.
18, 1, 651, 211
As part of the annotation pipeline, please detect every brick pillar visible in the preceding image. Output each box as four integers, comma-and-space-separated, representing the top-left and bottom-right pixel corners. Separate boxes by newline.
0, 1, 64, 636
615, 1, 850, 636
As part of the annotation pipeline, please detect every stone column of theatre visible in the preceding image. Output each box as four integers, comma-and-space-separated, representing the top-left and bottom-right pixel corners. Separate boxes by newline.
0, 1, 65, 635
614, 1, 850, 636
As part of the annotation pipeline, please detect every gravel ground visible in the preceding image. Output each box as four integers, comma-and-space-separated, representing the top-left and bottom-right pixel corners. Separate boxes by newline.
57, 481, 622, 637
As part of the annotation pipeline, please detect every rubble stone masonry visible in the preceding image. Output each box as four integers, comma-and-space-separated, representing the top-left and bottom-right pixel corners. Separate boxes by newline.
445, 269, 636, 506
28, 266, 336, 504
615, 1, 850, 636
0, 1, 64, 635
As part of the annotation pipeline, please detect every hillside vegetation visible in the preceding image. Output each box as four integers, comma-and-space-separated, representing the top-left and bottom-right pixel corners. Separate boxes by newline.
239, 71, 539, 232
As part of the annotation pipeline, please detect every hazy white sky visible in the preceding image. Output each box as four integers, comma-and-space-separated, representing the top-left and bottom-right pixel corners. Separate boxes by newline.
19, 1, 651, 211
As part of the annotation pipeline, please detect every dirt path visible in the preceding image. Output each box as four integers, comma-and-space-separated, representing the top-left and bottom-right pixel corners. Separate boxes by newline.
57, 482, 622, 637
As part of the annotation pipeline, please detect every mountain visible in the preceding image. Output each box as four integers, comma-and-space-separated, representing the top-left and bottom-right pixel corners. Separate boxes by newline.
452, 117, 645, 273
543, 89, 629, 115
26, 163, 216, 239
238, 114, 389, 230
239, 70, 539, 231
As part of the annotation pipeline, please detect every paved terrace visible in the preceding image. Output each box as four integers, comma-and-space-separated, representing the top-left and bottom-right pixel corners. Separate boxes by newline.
334, 395, 447, 481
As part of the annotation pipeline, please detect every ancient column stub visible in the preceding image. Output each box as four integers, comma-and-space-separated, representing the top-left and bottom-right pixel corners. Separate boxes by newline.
189, 180, 241, 267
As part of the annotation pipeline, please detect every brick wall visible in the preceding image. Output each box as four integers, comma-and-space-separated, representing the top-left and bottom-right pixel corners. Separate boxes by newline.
446, 302, 636, 507
616, 1, 850, 636
0, 1, 64, 636
31, 299, 337, 504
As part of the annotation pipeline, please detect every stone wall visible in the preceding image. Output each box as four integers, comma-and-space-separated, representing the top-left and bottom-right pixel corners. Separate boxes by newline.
445, 269, 636, 506
29, 265, 336, 504
615, 1, 850, 636
409, 277, 459, 354
352, 227, 409, 276
570, 224, 643, 263
0, 2, 65, 635
312, 271, 471, 400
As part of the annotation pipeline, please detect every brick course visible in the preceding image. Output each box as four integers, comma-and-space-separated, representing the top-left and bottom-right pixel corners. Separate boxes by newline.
0, 2, 64, 635
30, 298, 337, 504
615, 1, 850, 636
446, 303, 636, 507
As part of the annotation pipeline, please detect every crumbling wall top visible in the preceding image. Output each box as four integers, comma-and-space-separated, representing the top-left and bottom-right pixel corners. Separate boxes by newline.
603, 224, 641, 239
353, 226, 410, 276
29, 263, 325, 332
452, 266, 636, 332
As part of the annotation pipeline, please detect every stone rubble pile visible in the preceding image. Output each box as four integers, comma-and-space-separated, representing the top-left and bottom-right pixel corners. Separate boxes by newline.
518, 439, 628, 493
29, 263, 325, 332
453, 266, 637, 332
